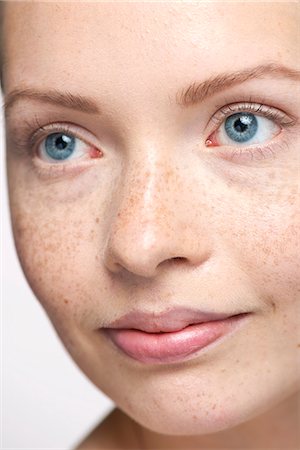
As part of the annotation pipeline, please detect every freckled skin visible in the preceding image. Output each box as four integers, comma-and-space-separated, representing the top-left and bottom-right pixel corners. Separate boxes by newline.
3, 1, 300, 449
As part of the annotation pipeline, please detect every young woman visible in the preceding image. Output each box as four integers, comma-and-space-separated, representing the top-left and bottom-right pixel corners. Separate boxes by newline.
1, 1, 299, 448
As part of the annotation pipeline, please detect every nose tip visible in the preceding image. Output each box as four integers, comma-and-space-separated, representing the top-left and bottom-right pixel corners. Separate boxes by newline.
103, 226, 191, 278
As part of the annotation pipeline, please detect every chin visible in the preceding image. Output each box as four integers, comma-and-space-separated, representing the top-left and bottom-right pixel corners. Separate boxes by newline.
127, 406, 244, 436
117, 382, 292, 437
117, 389, 254, 437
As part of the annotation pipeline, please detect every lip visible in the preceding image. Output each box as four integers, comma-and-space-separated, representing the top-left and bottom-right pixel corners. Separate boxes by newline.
103, 308, 251, 364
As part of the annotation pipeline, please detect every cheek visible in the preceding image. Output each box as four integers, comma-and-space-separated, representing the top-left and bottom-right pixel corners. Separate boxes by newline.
10, 202, 101, 329
243, 200, 300, 304
214, 167, 300, 295
224, 186, 300, 346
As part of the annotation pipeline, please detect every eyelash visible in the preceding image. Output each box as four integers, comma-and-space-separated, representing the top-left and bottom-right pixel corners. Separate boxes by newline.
13, 99, 297, 167
15, 118, 90, 156
212, 101, 295, 126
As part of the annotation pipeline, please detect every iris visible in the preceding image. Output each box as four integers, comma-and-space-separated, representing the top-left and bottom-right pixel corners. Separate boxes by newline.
225, 113, 258, 143
44, 133, 76, 160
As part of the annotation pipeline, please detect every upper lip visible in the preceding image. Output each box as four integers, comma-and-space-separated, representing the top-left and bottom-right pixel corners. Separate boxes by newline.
104, 307, 246, 333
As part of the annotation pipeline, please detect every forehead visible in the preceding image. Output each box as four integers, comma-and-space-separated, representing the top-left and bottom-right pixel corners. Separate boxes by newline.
2, 2, 299, 98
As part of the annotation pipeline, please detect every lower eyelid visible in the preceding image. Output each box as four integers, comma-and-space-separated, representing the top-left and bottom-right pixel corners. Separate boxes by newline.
214, 132, 292, 164
30, 155, 101, 180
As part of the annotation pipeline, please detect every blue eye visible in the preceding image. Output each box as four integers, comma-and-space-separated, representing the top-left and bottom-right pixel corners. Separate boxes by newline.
213, 111, 280, 147
44, 133, 76, 160
224, 113, 258, 143
39, 131, 89, 163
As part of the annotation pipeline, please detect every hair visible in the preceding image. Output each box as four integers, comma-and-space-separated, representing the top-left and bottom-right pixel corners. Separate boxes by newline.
0, 1, 5, 93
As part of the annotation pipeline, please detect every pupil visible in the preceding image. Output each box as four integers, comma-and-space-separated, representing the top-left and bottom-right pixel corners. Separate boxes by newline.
56, 135, 71, 150
234, 118, 248, 133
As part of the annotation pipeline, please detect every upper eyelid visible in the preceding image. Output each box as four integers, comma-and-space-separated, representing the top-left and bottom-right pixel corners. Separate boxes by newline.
30, 122, 98, 150
208, 102, 298, 130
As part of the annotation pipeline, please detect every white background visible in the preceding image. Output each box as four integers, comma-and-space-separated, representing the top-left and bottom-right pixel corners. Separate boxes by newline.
1, 92, 114, 449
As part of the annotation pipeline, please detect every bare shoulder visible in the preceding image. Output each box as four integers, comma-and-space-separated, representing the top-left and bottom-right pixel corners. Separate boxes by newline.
74, 407, 141, 450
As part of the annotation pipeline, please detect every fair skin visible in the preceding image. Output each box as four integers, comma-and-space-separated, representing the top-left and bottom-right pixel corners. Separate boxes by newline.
2, 1, 300, 448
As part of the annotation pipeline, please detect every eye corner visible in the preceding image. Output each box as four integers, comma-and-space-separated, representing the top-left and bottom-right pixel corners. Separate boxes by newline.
89, 147, 104, 159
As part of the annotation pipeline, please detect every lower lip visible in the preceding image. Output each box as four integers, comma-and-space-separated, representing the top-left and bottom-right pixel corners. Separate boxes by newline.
104, 313, 250, 364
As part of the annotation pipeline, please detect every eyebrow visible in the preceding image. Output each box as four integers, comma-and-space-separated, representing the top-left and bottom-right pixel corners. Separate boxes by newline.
175, 62, 300, 107
3, 62, 300, 117
3, 88, 100, 116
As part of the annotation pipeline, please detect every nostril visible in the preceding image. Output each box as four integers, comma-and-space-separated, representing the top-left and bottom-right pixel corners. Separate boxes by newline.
163, 256, 197, 271
170, 257, 187, 266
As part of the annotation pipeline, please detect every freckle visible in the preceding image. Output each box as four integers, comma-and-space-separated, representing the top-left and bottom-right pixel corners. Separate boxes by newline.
271, 301, 276, 312
64, 299, 69, 304
212, 403, 217, 409
192, 415, 197, 420
153, 397, 160, 407
297, 344, 300, 348
235, 359, 240, 363
95, 217, 100, 224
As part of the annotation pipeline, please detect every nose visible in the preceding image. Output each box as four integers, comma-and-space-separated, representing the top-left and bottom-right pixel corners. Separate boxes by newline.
103, 154, 210, 279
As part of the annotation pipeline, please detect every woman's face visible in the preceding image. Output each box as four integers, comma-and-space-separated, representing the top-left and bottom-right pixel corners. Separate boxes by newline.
3, 1, 300, 436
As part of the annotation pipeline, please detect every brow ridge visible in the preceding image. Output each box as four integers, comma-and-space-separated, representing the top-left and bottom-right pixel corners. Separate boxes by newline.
3, 62, 300, 116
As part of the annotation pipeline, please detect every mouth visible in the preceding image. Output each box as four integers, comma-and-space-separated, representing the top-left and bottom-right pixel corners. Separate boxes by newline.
102, 309, 251, 364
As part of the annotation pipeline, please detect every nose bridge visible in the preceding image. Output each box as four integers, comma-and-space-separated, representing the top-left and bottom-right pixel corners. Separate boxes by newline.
128, 153, 174, 225
112, 149, 177, 247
